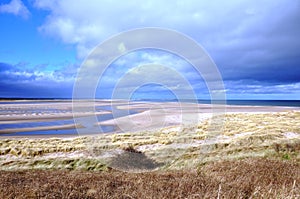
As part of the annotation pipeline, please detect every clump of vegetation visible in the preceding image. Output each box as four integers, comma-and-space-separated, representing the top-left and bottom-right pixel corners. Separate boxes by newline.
109, 144, 163, 171
273, 140, 300, 160
0, 137, 85, 157
122, 144, 142, 153
0, 158, 108, 171
274, 141, 300, 153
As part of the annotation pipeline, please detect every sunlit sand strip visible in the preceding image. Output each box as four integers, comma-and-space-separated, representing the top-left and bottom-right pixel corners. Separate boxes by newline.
0, 123, 83, 134
0, 119, 70, 124
96, 109, 213, 134
0, 111, 111, 123
116, 102, 300, 112
115, 102, 204, 110
0, 100, 131, 109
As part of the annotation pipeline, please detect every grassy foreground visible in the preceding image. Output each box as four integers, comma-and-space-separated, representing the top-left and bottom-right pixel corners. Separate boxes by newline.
0, 111, 299, 198
0, 158, 299, 198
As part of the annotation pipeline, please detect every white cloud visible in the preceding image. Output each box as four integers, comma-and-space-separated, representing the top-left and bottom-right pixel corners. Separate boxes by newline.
96, 50, 205, 89
225, 81, 300, 95
31, 0, 250, 58
33, 0, 299, 65
1, 65, 75, 84
0, 0, 30, 19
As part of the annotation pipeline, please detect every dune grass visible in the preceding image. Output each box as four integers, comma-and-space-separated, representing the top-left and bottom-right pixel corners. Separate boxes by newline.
0, 158, 299, 198
0, 111, 300, 171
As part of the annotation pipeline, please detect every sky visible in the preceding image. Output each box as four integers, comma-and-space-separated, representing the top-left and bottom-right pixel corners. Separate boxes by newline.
0, 0, 299, 100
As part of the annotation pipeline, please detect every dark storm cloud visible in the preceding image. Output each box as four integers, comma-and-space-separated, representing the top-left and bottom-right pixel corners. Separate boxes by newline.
201, 1, 300, 84
0, 62, 74, 97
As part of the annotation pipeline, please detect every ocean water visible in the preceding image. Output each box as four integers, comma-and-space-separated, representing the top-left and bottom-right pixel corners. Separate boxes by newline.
199, 100, 300, 107
132, 99, 300, 107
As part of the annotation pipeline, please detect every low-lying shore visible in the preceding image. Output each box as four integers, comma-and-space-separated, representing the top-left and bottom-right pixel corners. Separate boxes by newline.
0, 110, 299, 171
0, 101, 299, 198
1, 100, 298, 136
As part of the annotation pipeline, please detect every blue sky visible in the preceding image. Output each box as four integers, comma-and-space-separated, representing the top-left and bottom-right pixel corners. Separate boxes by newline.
0, 0, 299, 99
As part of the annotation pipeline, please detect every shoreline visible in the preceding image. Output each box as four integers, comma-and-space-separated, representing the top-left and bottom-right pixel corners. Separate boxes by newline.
0, 100, 300, 138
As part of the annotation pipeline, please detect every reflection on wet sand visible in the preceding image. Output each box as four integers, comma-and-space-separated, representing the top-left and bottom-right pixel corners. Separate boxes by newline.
0, 100, 299, 136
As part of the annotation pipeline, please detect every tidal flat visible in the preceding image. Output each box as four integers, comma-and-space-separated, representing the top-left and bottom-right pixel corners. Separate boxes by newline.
0, 100, 299, 198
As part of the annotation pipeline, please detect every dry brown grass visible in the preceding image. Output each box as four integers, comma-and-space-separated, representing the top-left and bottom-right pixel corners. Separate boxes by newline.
0, 158, 299, 199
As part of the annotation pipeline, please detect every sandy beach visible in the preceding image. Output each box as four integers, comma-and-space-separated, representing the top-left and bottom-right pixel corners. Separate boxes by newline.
1, 100, 299, 136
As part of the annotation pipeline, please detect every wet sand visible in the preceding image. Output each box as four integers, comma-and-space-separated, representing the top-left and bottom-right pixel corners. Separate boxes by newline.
0, 100, 299, 137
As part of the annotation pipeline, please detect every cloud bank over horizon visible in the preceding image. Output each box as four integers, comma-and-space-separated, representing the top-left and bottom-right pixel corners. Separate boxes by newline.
0, 0, 299, 99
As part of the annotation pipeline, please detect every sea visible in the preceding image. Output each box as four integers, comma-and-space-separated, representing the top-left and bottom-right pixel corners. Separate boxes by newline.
131, 99, 300, 107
